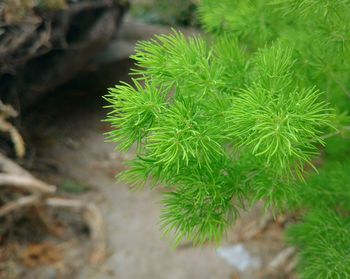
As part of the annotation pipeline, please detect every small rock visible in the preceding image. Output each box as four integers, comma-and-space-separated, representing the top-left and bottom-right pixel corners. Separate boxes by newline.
217, 244, 261, 272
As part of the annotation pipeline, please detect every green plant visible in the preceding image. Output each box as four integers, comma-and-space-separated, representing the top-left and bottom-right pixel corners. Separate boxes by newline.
37, 0, 66, 10
105, 0, 350, 277
131, 0, 198, 27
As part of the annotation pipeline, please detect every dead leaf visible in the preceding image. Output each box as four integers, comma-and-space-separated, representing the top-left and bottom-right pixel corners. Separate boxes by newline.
20, 242, 62, 268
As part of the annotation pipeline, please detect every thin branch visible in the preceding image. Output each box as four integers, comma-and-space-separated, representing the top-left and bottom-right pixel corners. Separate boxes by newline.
286, 255, 298, 273
268, 247, 296, 270
0, 173, 56, 193
0, 153, 106, 264
0, 102, 25, 158
241, 212, 274, 240
0, 153, 32, 177
46, 197, 107, 264
0, 194, 40, 217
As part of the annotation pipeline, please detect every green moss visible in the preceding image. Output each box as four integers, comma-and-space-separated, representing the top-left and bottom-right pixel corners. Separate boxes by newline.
59, 179, 90, 194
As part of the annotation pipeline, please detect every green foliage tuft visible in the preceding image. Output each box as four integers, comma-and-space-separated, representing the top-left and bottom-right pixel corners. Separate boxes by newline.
160, 176, 237, 245
227, 85, 331, 176
104, 80, 166, 151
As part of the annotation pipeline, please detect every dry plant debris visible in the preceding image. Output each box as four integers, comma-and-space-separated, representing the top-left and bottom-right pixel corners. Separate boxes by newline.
0, 102, 25, 158
20, 242, 62, 268
0, 152, 107, 265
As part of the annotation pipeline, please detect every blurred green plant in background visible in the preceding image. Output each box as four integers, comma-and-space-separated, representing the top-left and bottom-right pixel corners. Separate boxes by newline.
131, 0, 199, 26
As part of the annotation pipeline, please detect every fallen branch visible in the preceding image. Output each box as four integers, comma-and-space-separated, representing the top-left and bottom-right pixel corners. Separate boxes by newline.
0, 153, 106, 264
0, 101, 26, 158
260, 247, 297, 278
268, 247, 296, 270
241, 212, 274, 240
0, 153, 32, 176
0, 173, 56, 193
47, 198, 106, 264
0, 194, 40, 217
285, 254, 298, 273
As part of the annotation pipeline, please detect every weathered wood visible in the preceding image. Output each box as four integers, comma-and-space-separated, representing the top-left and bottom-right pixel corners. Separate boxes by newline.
0, 0, 128, 108
0, 173, 56, 193
0, 152, 106, 264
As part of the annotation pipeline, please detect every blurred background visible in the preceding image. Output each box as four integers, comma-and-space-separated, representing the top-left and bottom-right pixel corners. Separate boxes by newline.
0, 1, 295, 278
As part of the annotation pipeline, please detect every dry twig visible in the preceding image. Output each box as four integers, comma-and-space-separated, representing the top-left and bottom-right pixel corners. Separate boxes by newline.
268, 247, 296, 270
241, 212, 275, 240
0, 173, 56, 193
0, 152, 106, 264
0, 101, 25, 158
0, 194, 40, 217
47, 198, 106, 264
